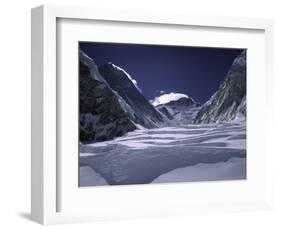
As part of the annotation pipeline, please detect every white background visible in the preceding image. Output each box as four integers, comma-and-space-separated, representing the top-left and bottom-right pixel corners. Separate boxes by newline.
0, 0, 280, 229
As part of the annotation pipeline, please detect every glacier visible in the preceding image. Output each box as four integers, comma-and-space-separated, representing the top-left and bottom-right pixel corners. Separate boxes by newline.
80, 120, 246, 186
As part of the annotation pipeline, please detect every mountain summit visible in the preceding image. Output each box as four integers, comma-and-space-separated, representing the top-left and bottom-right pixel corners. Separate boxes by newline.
151, 93, 201, 124
151, 92, 196, 106
98, 63, 170, 128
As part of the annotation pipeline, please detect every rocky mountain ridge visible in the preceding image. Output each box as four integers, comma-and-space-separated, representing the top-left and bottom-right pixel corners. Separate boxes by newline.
194, 50, 246, 124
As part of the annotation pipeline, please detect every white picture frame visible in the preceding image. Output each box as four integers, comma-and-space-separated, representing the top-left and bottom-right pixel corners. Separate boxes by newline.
31, 5, 274, 225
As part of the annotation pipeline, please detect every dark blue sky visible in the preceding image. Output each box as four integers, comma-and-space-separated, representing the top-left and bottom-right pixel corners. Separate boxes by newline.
80, 42, 244, 104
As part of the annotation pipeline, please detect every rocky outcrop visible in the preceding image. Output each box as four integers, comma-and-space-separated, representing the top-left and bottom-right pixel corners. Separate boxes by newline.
79, 51, 137, 143
194, 50, 246, 124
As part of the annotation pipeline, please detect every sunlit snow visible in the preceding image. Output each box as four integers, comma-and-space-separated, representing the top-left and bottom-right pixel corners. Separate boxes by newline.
151, 92, 190, 106
110, 63, 141, 91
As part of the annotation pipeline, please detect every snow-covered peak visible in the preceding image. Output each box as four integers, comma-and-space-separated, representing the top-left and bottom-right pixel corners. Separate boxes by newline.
151, 92, 190, 106
107, 63, 139, 88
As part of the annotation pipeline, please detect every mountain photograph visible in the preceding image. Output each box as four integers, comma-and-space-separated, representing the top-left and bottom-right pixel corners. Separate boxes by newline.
79, 42, 246, 187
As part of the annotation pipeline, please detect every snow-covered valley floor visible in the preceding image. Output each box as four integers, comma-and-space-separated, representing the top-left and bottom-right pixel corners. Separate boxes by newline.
79, 121, 246, 186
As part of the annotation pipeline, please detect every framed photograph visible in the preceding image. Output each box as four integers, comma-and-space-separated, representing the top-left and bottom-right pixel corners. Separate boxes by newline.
78, 42, 247, 187
31, 5, 274, 224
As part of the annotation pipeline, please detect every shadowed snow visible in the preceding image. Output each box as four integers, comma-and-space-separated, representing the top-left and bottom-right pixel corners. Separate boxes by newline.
79, 166, 108, 186
152, 157, 246, 183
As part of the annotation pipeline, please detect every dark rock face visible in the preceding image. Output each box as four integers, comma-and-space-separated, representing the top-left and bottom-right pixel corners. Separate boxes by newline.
194, 50, 246, 124
98, 63, 168, 128
79, 51, 137, 143
156, 97, 201, 125
158, 106, 173, 120
162, 97, 199, 108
